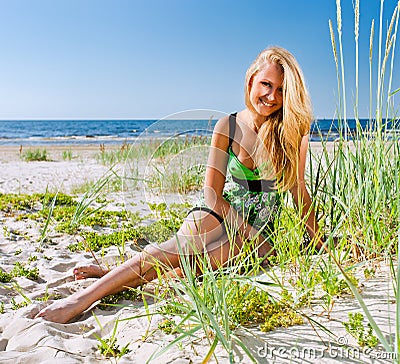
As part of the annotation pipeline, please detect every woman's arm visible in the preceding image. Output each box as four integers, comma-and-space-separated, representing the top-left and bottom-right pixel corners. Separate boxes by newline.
289, 135, 323, 250
203, 117, 264, 242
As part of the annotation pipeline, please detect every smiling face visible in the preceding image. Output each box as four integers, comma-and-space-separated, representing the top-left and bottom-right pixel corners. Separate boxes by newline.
248, 62, 284, 117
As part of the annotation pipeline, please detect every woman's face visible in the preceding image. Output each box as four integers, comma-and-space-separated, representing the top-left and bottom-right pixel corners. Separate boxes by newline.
248, 62, 284, 117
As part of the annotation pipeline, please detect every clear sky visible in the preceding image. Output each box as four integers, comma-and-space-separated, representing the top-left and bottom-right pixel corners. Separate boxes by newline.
0, 0, 398, 119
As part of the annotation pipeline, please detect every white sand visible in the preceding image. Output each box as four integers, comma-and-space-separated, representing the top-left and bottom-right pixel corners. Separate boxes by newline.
0, 144, 396, 363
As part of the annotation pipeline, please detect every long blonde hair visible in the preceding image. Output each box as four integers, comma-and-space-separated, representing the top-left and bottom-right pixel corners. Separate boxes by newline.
244, 46, 312, 191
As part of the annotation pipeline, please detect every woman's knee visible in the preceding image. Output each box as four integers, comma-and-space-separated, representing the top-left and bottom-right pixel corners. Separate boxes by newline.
177, 218, 199, 237
141, 241, 180, 268
179, 211, 225, 241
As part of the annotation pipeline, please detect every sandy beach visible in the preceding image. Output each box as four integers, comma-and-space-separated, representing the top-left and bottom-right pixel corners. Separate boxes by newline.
0, 143, 396, 363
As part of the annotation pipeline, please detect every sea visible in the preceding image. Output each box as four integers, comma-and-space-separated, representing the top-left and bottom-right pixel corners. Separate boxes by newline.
0, 118, 397, 146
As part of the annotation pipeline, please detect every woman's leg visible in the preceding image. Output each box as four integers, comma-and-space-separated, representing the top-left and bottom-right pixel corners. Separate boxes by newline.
73, 265, 108, 280
72, 236, 273, 280
35, 211, 226, 323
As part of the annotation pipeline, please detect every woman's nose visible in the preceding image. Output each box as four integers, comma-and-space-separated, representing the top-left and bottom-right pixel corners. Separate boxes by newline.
267, 89, 277, 101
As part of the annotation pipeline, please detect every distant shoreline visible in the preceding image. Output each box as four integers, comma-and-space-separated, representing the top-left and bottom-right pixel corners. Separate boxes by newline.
0, 140, 337, 150
0, 141, 338, 165
0, 118, 396, 146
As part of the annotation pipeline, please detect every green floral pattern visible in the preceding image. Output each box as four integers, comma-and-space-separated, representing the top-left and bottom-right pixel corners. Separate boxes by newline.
194, 175, 281, 241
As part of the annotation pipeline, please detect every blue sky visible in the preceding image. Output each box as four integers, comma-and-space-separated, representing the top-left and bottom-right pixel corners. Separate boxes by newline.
0, 0, 398, 119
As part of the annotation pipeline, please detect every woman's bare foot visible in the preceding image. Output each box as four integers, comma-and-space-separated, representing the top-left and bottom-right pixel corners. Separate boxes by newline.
34, 296, 89, 323
73, 264, 108, 280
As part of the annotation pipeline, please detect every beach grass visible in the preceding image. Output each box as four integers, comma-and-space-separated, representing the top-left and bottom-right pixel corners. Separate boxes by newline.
309, 0, 400, 356
21, 148, 48, 162
96, 135, 210, 166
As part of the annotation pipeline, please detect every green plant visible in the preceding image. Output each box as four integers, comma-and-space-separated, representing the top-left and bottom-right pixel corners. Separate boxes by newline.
0, 271, 12, 283
158, 318, 176, 334
67, 228, 141, 252
95, 136, 210, 166
98, 288, 140, 310
6, 282, 32, 311
21, 148, 48, 161
343, 312, 379, 348
62, 149, 73, 161
0, 192, 41, 212
96, 143, 133, 165
363, 267, 376, 280
11, 262, 39, 280
36, 292, 61, 302
97, 337, 130, 360
317, 259, 359, 315
226, 284, 304, 332
66, 202, 188, 252
69, 172, 112, 230
0, 261, 39, 283
148, 163, 206, 194
3, 226, 10, 238
94, 316, 130, 361
11, 297, 29, 310
39, 190, 59, 244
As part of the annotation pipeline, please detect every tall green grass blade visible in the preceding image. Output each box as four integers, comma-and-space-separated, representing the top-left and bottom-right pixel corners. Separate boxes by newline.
70, 170, 113, 228
354, 0, 360, 119
201, 336, 219, 364
396, 231, 400, 353
39, 190, 58, 244
390, 87, 400, 96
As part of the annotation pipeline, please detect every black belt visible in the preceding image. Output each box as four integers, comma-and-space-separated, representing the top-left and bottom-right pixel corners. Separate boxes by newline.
231, 175, 276, 193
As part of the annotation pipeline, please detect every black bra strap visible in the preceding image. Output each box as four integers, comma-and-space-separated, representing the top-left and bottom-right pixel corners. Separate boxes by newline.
228, 113, 237, 149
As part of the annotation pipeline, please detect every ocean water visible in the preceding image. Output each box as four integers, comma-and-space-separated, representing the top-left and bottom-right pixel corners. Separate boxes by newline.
0, 118, 397, 146
0, 119, 215, 146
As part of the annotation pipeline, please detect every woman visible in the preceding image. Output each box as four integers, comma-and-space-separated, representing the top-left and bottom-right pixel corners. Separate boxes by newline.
35, 46, 322, 323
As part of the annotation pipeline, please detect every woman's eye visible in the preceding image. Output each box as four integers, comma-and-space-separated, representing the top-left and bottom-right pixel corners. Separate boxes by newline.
262, 82, 271, 87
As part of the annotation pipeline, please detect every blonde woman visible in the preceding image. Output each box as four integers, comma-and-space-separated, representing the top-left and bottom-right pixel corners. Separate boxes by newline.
35, 46, 322, 323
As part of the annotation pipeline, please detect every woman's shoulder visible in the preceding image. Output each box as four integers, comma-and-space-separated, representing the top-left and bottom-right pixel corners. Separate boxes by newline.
213, 114, 230, 132
212, 114, 233, 140
210, 113, 235, 148
213, 111, 245, 132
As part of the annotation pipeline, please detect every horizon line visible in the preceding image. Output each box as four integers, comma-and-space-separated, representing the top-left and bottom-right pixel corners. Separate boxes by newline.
0, 116, 376, 121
